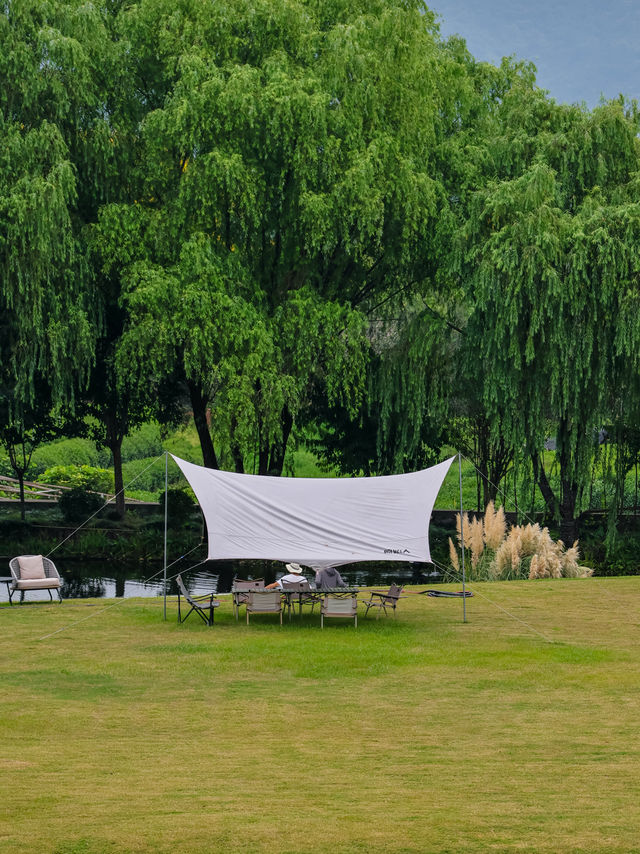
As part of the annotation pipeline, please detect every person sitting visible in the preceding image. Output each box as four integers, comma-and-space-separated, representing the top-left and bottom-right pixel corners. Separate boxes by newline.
315, 565, 347, 590
265, 562, 308, 589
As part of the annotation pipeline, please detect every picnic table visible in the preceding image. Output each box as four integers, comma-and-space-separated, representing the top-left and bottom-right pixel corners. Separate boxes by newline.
231, 583, 359, 620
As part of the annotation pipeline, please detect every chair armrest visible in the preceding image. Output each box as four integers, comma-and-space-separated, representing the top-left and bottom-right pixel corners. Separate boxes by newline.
43, 558, 61, 580
191, 593, 219, 604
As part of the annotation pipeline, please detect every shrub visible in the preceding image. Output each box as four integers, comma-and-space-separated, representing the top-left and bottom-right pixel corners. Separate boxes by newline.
38, 464, 113, 492
449, 501, 593, 581
121, 423, 164, 463
58, 487, 105, 524
121, 456, 174, 492
29, 437, 110, 475
158, 487, 197, 527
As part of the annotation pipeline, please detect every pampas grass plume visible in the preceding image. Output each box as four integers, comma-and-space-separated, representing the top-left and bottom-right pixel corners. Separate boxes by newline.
493, 540, 510, 578
510, 541, 521, 575
449, 537, 460, 572
456, 511, 472, 549
519, 523, 539, 556
470, 518, 485, 568
484, 501, 506, 550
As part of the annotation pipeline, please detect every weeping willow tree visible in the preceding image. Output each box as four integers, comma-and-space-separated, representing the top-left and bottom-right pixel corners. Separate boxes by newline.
1, 0, 163, 515
0, 1, 101, 495
90, 0, 475, 474
362, 52, 533, 481
457, 87, 640, 543
0, 19, 92, 405
370, 51, 640, 541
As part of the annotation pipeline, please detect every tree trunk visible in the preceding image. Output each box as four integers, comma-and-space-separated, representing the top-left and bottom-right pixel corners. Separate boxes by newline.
18, 471, 25, 521
258, 447, 270, 476
267, 407, 294, 476
471, 417, 512, 510
102, 406, 126, 519
6, 439, 32, 521
532, 450, 580, 544
532, 452, 559, 519
188, 380, 219, 469
110, 437, 126, 519
477, 425, 491, 509
559, 477, 579, 546
557, 424, 580, 545
231, 445, 245, 473
230, 416, 244, 473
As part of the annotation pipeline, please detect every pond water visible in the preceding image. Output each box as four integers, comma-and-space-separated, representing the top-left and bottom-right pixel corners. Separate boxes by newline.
0, 558, 444, 602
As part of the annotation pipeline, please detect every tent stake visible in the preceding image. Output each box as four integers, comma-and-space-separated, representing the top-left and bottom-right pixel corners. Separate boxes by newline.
459, 451, 466, 623
163, 451, 168, 621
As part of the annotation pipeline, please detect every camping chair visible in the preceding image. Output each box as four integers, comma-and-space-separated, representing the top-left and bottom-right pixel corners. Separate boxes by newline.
246, 590, 282, 625
232, 578, 265, 620
320, 594, 358, 629
9, 555, 62, 604
176, 574, 220, 626
362, 583, 404, 618
281, 580, 320, 619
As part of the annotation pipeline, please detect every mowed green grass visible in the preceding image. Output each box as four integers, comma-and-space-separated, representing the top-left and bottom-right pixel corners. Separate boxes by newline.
1, 578, 639, 854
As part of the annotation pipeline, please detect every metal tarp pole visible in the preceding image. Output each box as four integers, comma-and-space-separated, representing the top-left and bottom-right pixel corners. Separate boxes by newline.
163, 451, 168, 621
459, 451, 466, 623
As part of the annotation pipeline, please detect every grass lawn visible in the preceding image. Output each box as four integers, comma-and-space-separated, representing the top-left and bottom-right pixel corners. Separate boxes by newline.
1, 577, 639, 853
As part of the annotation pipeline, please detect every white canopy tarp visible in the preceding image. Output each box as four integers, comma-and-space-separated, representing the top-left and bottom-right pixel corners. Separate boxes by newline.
171, 454, 454, 568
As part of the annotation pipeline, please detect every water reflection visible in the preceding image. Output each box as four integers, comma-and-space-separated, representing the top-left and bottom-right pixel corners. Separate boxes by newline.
0, 559, 443, 602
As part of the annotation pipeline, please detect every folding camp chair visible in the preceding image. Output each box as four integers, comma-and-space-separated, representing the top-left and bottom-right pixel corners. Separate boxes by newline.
176, 574, 220, 626
232, 578, 265, 620
362, 583, 404, 618
245, 590, 283, 625
281, 580, 320, 619
320, 594, 358, 629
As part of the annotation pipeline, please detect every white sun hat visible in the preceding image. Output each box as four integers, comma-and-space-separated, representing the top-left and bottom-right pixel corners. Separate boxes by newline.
285, 562, 304, 574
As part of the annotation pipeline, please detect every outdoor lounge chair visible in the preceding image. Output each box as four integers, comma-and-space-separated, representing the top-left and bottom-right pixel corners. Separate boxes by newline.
320, 594, 358, 629
246, 589, 282, 625
9, 555, 62, 604
362, 583, 404, 618
232, 578, 265, 620
176, 574, 220, 626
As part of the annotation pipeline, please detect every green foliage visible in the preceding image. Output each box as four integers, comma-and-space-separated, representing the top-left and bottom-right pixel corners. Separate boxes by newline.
87, 0, 467, 474
38, 465, 113, 492
5, 0, 640, 553
58, 486, 105, 524
120, 456, 170, 493
289, 446, 329, 478
27, 437, 110, 476
0, 0, 105, 410
433, 455, 477, 510
121, 423, 164, 463
157, 487, 196, 527
446, 88, 640, 537
162, 425, 206, 464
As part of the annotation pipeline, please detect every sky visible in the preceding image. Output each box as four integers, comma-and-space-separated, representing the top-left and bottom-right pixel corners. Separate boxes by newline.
432, 0, 640, 108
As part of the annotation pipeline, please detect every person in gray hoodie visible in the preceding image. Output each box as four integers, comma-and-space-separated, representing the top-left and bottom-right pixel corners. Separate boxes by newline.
314, 565, 348, 590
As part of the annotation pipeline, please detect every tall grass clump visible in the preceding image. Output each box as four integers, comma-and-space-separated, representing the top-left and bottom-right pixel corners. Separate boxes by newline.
449, 501, 593, 581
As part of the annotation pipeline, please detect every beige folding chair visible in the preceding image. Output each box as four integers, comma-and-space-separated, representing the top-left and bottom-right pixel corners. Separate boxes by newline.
232, 578, 265, 620
246, 590, 283, 625
320, 594, 358, 629
281, 580, 320, 619
362, 583, 404, 618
